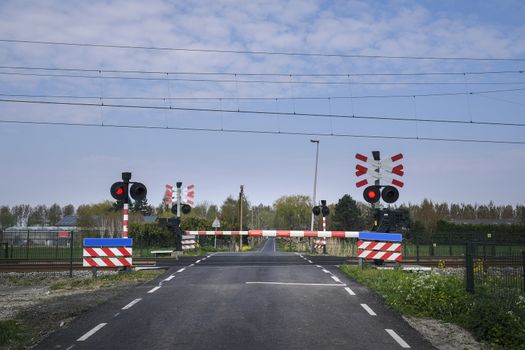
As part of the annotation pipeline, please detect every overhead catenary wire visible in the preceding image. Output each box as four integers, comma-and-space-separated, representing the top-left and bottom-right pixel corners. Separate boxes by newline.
0, 64, 523, 77
1, 38, 525, 62
0, 118, 523, 145
2, 71, 525, 86
1, 97, 524, 128
0, 87, 524, 101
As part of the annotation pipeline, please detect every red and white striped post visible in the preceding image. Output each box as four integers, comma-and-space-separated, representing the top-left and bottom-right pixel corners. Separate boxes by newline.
123, 202, 129, 238
322, 216, 327, 254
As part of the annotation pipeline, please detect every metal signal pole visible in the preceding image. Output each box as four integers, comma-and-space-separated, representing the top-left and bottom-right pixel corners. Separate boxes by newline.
239, 185, 244, 252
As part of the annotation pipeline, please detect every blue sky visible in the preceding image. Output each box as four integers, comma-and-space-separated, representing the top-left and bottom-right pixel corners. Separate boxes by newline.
0, 0, 524, 209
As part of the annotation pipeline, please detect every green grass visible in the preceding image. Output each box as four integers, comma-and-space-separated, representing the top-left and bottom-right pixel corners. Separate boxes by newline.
341, 265, 525, 349
0, 320, 23, 346
50, 270, 164, 290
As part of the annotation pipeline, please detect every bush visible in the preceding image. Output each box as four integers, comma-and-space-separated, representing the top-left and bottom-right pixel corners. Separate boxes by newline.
340, 266, 525, 349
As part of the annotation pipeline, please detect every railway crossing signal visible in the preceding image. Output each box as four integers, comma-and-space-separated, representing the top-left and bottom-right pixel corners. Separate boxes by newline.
312, 199, 330, 217
355, 152, 404, 204
109, 172, 148, 238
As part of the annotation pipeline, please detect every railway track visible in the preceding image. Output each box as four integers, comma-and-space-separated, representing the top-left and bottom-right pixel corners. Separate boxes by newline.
0, 255, 520, 272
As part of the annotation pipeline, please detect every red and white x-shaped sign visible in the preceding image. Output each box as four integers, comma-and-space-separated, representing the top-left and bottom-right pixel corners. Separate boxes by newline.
355, 153, 404, 188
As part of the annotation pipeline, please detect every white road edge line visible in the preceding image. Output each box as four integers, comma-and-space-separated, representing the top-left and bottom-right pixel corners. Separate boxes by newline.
122, 298, 142, 310
322, 269, 330, 273
331, 275, 341, 283
245, 282, 345, 287
344, 287, 356, 296
77, 323, 107, 342
189, 264, 195, 267
385, 329, 411, 348
196, 260, 201, 263
177, 268, 185, 273
65, 345, 75, 350
307, 260, 313, 263
315, 265, 322, 268
148, 286, 161, 294
164, 275, 175, 281
360, 303, 377, 316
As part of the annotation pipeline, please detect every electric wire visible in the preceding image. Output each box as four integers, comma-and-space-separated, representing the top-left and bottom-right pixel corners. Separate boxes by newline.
2, 71, 525, 86
1, 97, 524, 127
0, 87, 524, 101
0, 65, 523, 77
1, 38, 525, 62
0, 118, 523, 145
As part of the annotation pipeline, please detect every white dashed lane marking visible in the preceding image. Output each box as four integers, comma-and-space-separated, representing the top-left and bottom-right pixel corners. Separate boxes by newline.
360, 304, 377, 316
147, 286, 161, 294
344, 287, 356, 296
164, 275, 175, 282
307, 260, 313, 264
121, 298, 142, 310
322, 269, 330, 273
331, 275, 341, 283
196, 260, 201, 263
386, 329, 411, 348
177, 268, 185, 272
77, 323, 107, 342
315, 265, 322, 268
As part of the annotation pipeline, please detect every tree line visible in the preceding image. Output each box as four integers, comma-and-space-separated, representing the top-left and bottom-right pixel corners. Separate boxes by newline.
2, 196, 524, 235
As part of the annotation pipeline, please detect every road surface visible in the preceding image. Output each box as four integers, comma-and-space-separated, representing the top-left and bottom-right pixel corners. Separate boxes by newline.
36, 238, 433, 349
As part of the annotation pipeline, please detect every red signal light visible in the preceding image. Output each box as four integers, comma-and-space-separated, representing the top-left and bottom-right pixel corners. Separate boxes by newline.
367, 190, 376, 199
363, 185, 380, 204
116, 187, 124, 195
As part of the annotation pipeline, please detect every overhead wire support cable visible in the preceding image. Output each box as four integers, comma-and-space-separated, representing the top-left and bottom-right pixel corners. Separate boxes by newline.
1, 97, 525, 128
0, 87, 524, 101
2, 71, 525, 86
0, 118, 523, 145
0, 65, 523, 77
1, 38, 525, 61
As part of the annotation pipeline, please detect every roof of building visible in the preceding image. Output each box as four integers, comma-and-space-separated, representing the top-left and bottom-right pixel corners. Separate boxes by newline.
56, 215, 77, 226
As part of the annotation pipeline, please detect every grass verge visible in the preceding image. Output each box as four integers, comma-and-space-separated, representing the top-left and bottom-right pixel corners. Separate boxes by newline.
0, 320, 23, 346
340, 265, 525, 349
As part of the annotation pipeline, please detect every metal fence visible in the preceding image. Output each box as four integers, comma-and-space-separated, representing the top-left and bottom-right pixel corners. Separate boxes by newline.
465, 242, 524, 295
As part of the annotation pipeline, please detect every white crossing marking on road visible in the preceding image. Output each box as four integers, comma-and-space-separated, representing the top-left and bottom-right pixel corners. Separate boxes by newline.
122, 298, 142, 310
164, 275, 176, 281
360, 304, 377, 316
77, 323, 107, 342
385, 329, 411, 348
177, 268, 186, 272
148, 286, 161, 294
246, 282, 345, 287
322, 269, 330, 273
344, 287, 356, 296
196, 260, 201, 263
331, 275, 342, 283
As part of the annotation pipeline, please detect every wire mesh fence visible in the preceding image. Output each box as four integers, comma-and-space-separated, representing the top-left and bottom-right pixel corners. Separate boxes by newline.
465, 242, 524, 295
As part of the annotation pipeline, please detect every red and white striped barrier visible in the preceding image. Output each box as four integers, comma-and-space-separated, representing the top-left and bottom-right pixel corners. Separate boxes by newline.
123, 203, 129, 238
83, 247, 132, 257
186, 230, 359, 238
182, 235, 196, 250
83, 246, 132, 267
83, 257, 132, 267
357, 240, 402, 262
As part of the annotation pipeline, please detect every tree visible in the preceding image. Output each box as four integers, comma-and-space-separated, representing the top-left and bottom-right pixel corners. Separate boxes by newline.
220, 195, 250, 230
27, 205, 48, 226
0, 206, 16, 229
131, 198, 154, 216
62, 204, 75, 216
48, 203, 63, 225
332, 195, 364, 230
273, 195, 311, 230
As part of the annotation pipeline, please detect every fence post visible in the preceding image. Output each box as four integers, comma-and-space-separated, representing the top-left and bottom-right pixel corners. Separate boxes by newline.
416, 236, 420, 263
522, 251, 525, 294
448, 231, 452, 256
69, 231, 74, 278
466, 242, 475, 293
26, 229, 30, 259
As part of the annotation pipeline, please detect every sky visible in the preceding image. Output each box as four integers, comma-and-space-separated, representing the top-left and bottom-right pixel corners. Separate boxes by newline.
0, 0, 525, 209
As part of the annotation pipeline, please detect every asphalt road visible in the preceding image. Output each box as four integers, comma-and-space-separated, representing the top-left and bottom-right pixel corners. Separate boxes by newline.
36, 238, 434, 349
